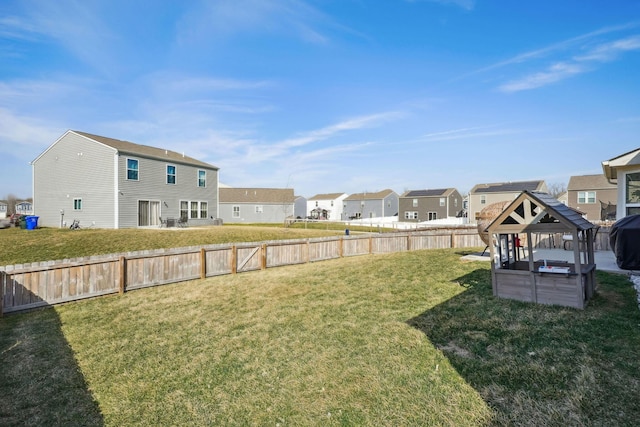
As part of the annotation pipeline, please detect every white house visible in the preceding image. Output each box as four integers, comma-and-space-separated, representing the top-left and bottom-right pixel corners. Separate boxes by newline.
306, 192, 348, 220
602, 147, 640, 219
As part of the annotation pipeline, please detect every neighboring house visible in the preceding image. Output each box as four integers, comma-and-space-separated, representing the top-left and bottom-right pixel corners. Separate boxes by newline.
15, 201, 33, 215
294, 195, 307, 219
602, 147, 640, 219
567, 174, 617, 221
32, 130, 219, 229
0, 201, 7, 218
306, 192, 348, 220
398, 188, 463, 222
343, 189, 398, 219
219, 187, 296, 223
557, 191, 568, 205
468, 180, 547, 224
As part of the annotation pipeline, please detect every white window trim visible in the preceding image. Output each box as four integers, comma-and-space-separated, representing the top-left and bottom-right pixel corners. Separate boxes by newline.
198, 170, 206, 188
73, 198, 82, 211
232, 205, 240, 218
577, 191, 596, 204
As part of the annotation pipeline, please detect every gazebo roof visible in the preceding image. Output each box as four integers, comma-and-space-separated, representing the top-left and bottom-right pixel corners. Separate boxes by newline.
486, 191, 597, 234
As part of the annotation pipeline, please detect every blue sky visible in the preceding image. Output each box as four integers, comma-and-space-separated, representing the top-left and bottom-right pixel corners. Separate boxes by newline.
2, 0, 640, 199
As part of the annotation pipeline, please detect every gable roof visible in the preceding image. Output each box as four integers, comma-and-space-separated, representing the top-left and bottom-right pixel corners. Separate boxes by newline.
72, 131, 218, 170
471, 180, 544, 194
401, 188, 456, 198
567, 174, 616, 191
308, 192, 347, 201
219, 187, 295, 204
344, 189, 396, 201
486, 191, 597, 234
602, 147, 640, 180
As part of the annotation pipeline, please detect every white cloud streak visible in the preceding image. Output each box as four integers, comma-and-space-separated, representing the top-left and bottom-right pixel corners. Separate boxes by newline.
499, 32, 640, 92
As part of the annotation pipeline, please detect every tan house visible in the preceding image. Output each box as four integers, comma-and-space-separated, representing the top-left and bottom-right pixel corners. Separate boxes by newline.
602, 147, 640, 219
567, 174, 617, 221
468, 180, 547, 224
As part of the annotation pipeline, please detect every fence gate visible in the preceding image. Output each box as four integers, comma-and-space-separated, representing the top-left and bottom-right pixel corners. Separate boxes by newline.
236, 245, 263, 272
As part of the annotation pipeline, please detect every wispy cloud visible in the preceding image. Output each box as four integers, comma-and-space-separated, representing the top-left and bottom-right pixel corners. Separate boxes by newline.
177, 0, 360, 46
419, 125, 522, 142
277, 112, 403, 149
494, 25, 640, 92
406, 0, 475, 11
499, 62, 587, 92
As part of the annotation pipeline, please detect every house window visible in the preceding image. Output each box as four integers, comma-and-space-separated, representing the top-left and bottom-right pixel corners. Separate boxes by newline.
405, 211, 418, 219
578, 191, 596, 204
454, 199, 458, 207
626, 173, 640, 204
127, 158, 139, 180
315, 201, 318, 207
198, 170, 206, 188
180, 201, 189, 220
73, 198, 82, 210
181, 200, 208, 219
167, 165, 176, 184
439, 197, 446, 207
233, 206, 240, 218
255, 205, 263, 213
413, 199, 418, 207
480, 195, 486, 205
331, 201, 334, 207
428, 212, 437, 221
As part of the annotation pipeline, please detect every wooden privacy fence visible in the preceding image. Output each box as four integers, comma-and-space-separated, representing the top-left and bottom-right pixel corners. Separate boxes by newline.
3, 226, 613, 316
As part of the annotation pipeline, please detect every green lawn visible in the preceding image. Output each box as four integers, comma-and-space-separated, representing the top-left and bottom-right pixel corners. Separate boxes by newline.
1, 248, 638, 426
0, 225, 346, 266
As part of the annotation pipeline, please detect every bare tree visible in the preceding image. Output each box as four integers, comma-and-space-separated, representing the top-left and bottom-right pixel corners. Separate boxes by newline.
547, 182, 567, 199
6, 194, 17, 215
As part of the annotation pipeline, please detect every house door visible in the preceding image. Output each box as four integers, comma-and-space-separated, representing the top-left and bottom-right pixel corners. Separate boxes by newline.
138, 200, 161, 226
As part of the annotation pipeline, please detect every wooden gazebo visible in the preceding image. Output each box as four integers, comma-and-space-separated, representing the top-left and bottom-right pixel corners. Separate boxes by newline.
485, 191, 599, 309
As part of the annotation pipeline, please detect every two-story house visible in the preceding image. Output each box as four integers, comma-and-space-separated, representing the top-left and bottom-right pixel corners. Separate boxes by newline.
219, 187, 296, 223
468, 180, 547, 224
343, 189, 398, 220
306, 193, 348, 220
398, 188, 463, 222
567, 174, 617, 221
32, 130, 219, 228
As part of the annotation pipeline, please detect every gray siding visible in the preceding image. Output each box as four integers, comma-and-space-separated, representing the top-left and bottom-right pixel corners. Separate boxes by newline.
33, 133, 116, 228
344, 196, 398, 219
219, 202, 294, 223
33, 131, 218, 229
383, 193, 399, 217
116, 154, 218, 228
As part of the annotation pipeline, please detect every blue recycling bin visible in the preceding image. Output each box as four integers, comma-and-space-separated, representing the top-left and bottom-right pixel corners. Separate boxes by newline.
25, 216, 39, 230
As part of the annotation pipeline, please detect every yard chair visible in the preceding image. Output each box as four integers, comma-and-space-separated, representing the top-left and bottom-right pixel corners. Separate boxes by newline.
177, 217, 188, 227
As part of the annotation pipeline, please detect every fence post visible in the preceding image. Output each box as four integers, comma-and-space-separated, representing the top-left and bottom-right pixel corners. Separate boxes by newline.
369, 236, 373, 254
0, 271, 4, 317
231, 245, 237, 274
407, 233, 411, 251
118, 256, 126, 295
339, 237, 344, 257
451, 232, 455, 248
261, 244, 267, 270
200, 248, 206, 279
